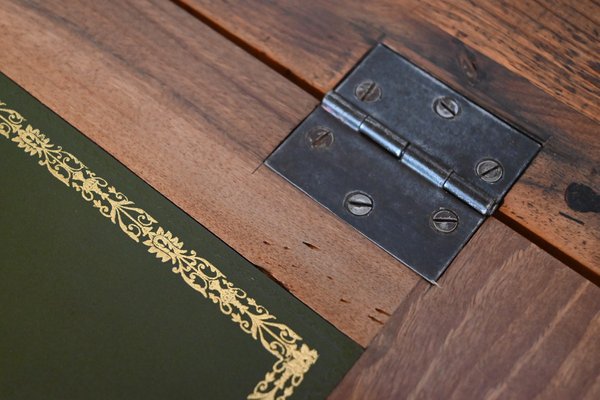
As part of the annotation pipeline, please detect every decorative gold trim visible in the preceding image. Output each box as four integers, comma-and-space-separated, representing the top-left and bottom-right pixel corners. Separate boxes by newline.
0, 102, 318, 400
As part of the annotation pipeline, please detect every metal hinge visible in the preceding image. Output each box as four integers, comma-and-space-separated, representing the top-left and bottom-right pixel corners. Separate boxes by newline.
267, 44, 540, 282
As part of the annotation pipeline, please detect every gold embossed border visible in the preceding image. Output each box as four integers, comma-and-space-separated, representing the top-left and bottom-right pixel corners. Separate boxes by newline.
0, 102, 318, 400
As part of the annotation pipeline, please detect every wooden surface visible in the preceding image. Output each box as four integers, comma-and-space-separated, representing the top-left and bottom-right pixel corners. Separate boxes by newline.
0, 0, 418, 346
415, 0, 600, 121
2, 1, 599, 398
331, 218, 600, 399
180, 0, 600, 278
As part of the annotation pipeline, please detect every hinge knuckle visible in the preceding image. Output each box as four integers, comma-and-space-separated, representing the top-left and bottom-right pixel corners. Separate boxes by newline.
402, 146, 450, 188
322, 92, 365, 130
322, 90, 499, 215
444, 173, 496, 215
359, 117, 407, 158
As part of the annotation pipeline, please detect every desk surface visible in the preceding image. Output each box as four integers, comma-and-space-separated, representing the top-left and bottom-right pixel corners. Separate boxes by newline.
1, 0, 598, 398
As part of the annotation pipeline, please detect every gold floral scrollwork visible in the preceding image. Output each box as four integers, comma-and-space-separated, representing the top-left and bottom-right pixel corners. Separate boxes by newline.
0, 101, 318, 399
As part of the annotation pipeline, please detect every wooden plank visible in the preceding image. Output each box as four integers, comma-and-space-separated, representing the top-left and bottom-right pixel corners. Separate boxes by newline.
178, 0, 599, 123
414, 0, 600, 118
0, 0, 421, 346
178, 0, 600, 278
330, 218, 600, 399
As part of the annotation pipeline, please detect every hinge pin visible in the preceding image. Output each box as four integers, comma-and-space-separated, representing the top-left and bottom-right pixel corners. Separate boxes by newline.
345, 192, 374, 216
433, 96, 460, 119
431, 209, 459, 233
476, 159, 504, 183
323, 91, 497, 215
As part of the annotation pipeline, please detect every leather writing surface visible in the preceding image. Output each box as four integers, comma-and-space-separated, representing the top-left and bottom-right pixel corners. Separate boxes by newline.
0, 73, 361, 400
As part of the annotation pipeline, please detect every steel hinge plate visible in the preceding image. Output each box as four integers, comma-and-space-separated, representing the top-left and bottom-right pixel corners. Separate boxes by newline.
266, 44, 540, 282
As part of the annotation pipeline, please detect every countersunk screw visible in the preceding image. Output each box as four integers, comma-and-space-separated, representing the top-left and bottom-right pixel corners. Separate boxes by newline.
431, 209, 459, 233
307, 126, 334, 149
476, 159, 504, 183
354, 80, 382, 103
433, 96, 460, 119
345, 192, 373, 216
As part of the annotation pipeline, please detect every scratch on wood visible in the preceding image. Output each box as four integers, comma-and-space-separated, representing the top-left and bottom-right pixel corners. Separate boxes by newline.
368, 315, 384, 325
375, 308, 392, 317
302, 241, 319, 250
558, 211, 585, 225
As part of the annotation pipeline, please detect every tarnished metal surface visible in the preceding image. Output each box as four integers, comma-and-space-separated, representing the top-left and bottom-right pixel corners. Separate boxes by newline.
267, 44, 540, 282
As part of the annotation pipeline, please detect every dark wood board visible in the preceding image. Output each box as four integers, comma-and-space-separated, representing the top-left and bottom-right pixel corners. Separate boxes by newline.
330, 218, 600, 399
178, 0, 600, 279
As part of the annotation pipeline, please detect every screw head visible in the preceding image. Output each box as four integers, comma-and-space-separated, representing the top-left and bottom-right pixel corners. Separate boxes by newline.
306, 126, 334, 149
476, 159, 504, 183
433, 96, 460, 119
431, 209, 459, 233
354, 80, 382, 103
345, 192, 373, 216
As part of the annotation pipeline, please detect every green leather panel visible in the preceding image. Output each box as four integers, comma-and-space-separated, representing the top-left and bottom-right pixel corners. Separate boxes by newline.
0, 73, 361, 400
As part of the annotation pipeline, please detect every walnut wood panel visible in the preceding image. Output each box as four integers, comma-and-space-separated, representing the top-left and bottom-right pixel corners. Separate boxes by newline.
330, 218, 600, 399
179, 0, 599, 124
414, 0, 600, 121
179, 0, 600, 278
2, 1, 597, 367
0, 0, 423, 346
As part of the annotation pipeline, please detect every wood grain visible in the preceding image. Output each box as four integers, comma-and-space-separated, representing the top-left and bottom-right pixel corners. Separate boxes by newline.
180, 0, 600, 123
3, 5, 599, 396
2, 2, 598, 370
414, 0, 600, 120
178, 0, 600, 278
330, 218, 600, 399
0, 0, 421, 346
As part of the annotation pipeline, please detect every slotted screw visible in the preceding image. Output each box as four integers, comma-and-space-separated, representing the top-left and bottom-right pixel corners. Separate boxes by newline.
307, 126, 334, 149
354, 80, 382, 103
431, 209, 459, 233
476, 159, 503, 183
433, 96, 460, 119
345, 192, 373, 216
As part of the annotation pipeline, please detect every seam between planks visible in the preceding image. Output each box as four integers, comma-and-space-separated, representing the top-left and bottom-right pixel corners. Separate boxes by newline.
171, 0, 322, 99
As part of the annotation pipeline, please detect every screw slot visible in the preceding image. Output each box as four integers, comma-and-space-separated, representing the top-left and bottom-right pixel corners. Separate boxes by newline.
433, 96, 460, 119
345, 192, 373, 216
354, 80, 382, 103
306, 126, 334, 149
476, 159, 503, 183
430, 209, 459, 233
